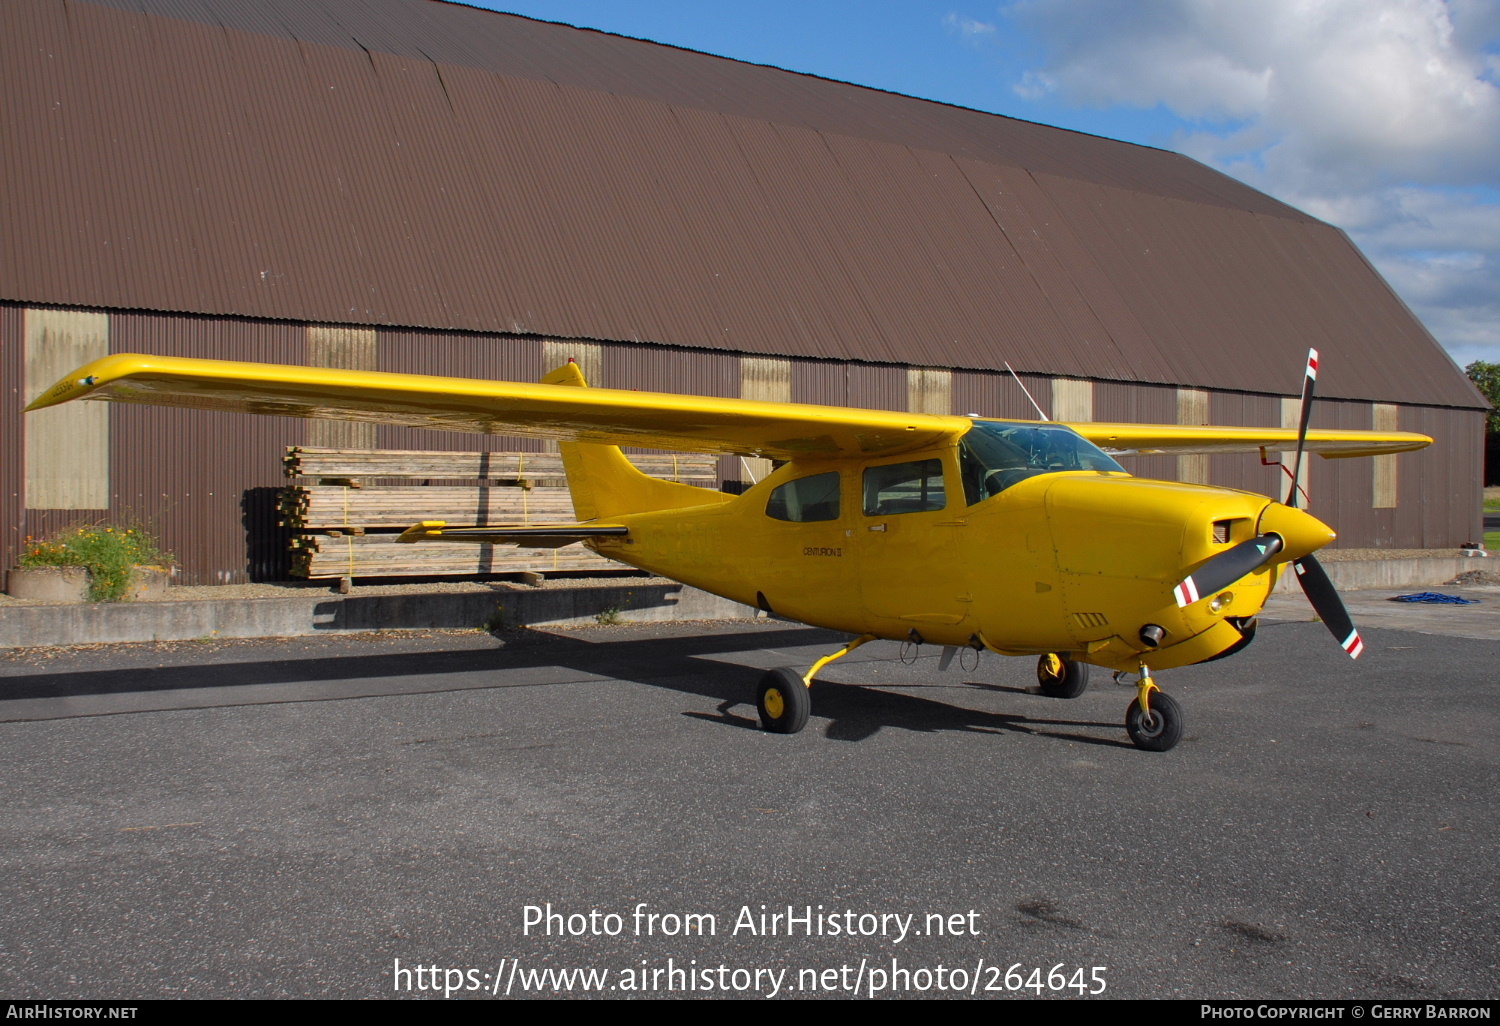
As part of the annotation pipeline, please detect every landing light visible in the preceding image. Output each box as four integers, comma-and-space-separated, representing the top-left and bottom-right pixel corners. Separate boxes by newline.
1209, 592, 1233, 613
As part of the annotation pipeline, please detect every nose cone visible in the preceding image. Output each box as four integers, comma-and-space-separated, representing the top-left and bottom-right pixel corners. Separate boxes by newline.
1257, 503, 1335, 561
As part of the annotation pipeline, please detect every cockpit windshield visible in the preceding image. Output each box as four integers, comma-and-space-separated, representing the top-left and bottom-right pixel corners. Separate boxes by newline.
958, 420, 1125, 505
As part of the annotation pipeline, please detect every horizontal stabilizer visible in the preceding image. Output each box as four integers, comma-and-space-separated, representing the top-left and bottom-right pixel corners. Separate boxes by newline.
397, 521, 629, 547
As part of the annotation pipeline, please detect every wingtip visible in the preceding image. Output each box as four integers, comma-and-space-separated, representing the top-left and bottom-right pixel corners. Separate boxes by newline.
24, 374, 99, 412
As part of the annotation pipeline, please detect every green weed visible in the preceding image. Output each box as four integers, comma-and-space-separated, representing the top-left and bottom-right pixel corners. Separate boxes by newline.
482, 604, 507, 632
19, 523, 171, 602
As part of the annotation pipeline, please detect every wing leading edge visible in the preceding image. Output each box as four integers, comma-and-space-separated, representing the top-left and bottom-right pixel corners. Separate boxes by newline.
26, 354, 968, 460
28, 354, 1431, 460
1068, 422, 1431, 458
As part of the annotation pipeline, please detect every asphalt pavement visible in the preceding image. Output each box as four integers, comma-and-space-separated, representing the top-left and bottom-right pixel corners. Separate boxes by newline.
0, 603, 1496, 1000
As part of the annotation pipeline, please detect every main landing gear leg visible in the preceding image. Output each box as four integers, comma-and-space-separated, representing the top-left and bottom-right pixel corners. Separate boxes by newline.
1120, 666, 1184, 752
756, 634, 876, 735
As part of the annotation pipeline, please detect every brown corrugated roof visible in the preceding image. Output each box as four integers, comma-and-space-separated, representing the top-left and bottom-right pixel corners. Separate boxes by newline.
0, 0, 1482, 407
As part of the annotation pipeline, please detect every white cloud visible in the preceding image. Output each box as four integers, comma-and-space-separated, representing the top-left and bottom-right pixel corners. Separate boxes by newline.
944, 12, 998, 41
1347, 188, 1500, 363
1001, 0, 1500, 360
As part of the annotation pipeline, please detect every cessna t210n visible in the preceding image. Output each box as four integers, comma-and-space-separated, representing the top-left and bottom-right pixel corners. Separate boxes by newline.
29, 349, 1429, 751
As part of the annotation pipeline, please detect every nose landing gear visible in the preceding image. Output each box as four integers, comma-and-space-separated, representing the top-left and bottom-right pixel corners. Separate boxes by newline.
1119, 669, 1183, 752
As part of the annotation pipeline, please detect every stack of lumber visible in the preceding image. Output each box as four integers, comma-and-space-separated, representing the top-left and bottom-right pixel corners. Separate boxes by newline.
281, 447, 719, 580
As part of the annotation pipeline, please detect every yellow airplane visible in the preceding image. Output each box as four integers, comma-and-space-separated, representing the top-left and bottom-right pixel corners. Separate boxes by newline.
28, 350, 1429, 751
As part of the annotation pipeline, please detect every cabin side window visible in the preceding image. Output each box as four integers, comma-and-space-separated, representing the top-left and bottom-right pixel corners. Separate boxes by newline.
862, 459, 946, 515
765, 471, 841, 522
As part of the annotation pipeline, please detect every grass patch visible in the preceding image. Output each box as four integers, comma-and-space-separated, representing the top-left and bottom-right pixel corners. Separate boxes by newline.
1486, 532, 1500, 550
19, 524, 170, 602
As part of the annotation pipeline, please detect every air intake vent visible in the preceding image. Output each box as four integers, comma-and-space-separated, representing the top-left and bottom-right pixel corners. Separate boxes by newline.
1072, 611, 1109, 629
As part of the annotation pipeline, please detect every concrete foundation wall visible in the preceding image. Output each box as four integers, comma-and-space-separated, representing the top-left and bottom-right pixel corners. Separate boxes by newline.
0, 583, 759, 648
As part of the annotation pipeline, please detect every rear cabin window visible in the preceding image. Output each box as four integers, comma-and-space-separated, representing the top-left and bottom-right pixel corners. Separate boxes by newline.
863, 459, 946, 515
766, 471, 841, 523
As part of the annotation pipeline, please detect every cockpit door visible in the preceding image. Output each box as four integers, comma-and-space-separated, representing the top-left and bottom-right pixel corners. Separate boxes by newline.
855, 452, 971, 626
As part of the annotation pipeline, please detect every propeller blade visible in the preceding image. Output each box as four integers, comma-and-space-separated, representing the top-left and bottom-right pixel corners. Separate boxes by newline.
1174, 533, 1285, 608
1293, 553, 1364, 658
1285, 348, 1318, 508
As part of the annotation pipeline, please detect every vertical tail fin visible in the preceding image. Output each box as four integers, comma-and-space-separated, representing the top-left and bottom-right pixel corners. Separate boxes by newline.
541, 361, 732, 520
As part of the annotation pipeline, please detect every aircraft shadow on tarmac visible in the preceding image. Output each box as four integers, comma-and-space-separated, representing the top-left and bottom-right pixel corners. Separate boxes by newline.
0, 626, 1133, 747
687, 681, 1127, 747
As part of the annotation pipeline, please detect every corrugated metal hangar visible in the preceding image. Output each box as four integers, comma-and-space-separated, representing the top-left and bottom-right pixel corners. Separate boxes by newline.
1, 0, 1488, 584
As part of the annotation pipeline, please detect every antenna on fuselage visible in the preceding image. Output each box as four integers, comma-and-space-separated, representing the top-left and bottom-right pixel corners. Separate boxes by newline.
1004, 362, 1049, 421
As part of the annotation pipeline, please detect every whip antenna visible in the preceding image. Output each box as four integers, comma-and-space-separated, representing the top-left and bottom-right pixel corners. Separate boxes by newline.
1005, 362, 1048, 421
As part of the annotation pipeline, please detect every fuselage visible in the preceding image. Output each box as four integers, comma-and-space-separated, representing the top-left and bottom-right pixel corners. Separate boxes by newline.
589, 422, 1334, 674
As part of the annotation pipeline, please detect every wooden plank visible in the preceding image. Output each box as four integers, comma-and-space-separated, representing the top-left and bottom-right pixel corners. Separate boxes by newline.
280, 485, 580, 529
284, 447, 718, 482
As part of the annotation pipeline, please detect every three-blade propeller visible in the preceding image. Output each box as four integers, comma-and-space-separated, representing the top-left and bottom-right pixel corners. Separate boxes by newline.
1174, 349, 1363, 659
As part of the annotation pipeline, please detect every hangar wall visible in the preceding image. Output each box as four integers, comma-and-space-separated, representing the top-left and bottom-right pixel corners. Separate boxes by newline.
1, 303, 1483, 585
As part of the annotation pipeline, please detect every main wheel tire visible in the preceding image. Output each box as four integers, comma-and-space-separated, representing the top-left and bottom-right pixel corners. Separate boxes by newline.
757, 667, 811, 734
1036, 653, 1090, 699
1126, 691, 1184, 752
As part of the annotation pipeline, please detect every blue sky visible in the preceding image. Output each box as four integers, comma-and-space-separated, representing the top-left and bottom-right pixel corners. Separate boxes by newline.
469, 1, 1500, 369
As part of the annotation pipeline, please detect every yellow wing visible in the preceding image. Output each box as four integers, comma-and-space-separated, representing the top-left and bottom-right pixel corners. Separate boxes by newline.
25, 353, 967, 459
27, 353, 1431, 460
1071, 423, 1430, 458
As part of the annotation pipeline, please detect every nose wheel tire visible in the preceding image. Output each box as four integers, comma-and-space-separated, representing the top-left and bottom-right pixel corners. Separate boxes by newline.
757, 667, 810, 734
1036, 653, 1090, 699
1126, 691, 1184, 752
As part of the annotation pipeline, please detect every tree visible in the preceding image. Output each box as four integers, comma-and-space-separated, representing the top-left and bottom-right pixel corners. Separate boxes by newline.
1466, 361, 1500, 433
1466, 361, 1500, 486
